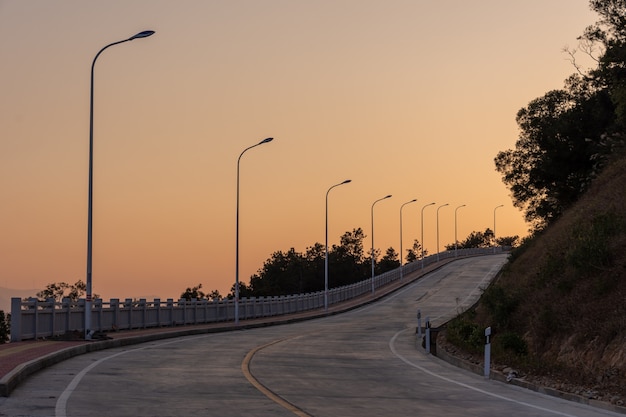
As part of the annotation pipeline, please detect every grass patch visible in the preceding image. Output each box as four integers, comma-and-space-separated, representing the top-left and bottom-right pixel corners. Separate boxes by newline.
445, 315, 484, 353
567, 212, 622, 274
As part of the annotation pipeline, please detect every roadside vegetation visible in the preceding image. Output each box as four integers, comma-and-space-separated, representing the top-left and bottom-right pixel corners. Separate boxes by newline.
181, 227, 517, 301
447, 0, 626, 401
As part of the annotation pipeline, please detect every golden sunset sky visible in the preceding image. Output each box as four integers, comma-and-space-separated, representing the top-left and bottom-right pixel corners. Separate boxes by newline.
0, 1, 599, 300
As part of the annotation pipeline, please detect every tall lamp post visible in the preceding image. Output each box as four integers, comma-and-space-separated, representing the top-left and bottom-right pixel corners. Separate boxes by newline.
454, 204, 466, 257
436, 203, 449, 261
236, 137, 274, 324
420, 202, 435, 269
493, 204, 503, 253
85, 30, 155, 340
325, 179, 351, 310
399, 199, 417, 281
371, 194, 392, 293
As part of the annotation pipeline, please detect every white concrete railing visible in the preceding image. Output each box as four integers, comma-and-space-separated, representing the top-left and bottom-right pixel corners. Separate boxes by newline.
10, 247, 504, 342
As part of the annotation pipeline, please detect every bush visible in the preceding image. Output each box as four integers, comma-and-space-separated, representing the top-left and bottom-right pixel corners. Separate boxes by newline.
496, 331, 528, 356
481, 284, 519, 328
446, 316, 484, 353
567, 212, 622, 274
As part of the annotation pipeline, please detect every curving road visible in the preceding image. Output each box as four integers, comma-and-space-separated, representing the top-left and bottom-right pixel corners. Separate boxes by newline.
1, 255, 622, 417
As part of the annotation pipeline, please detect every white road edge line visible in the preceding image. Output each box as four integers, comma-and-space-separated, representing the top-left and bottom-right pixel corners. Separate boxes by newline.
55, 335, 205, 417
389, 329, 582, 417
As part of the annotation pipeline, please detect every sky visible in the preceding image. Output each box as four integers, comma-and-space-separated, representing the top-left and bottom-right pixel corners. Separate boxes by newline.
0, 1, 600, 302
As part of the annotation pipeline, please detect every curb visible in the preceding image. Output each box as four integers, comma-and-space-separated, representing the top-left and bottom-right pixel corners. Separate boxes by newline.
433, 333, 626, 415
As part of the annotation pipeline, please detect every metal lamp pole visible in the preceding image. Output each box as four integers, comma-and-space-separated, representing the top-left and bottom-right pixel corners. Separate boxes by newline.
324, 180, 351, 311
236, 137, 274, 324
436, 204, 449, 262
493, 204, 503, 253
420, 203, 435, 269
399, 199, 417, 281
454, 204, 466, 257
85, 30, 155, 340
371, 195, 392, 293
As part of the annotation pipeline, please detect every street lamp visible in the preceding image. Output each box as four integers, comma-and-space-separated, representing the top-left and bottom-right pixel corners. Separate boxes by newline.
493, 204, 504, 253
325, 179, 351, 311
436, 203, 449, 262
371, 194, 392, 293
454, 204, 466, 257
399, 199, 417, 281
236, 137, 274, 324
420, 203, 435, 269
85, 30, 155, 340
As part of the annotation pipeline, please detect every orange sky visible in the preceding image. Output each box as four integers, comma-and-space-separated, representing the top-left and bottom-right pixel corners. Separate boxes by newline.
0, 1, 599, 300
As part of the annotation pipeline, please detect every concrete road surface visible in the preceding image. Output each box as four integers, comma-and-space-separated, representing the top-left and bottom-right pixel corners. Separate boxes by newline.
1, 255, 622, 417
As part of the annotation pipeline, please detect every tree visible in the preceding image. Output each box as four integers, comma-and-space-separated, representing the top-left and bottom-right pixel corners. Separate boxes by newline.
378, 247, 400, 274
445, 229, 494, 250
496, 235, 520, 248
329, 228, 369, 287
206, 290, 223, 301
335, 228, 367, 261
495, 76, 616, 230
228, 281, 253, 299
180, 284, 206, 301
495, 1, 626, 231
405, 239, 426, 263
248, 248, 311, 296
585, 0, 626, 149
35, 280, 93, 302
239, 228, 372, 298
585, 0, 626, 122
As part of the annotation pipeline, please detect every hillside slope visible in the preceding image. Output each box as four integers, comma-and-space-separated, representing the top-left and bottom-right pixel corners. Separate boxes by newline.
449, 152, 626, 401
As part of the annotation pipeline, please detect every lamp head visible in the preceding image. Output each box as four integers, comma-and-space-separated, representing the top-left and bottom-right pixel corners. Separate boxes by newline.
342, 179, 352, 184
129, 30, 155, 40
384, 194, 392, 199
259, 137, 274, 144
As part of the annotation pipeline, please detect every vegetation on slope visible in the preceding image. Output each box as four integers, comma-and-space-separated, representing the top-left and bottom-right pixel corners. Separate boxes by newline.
448, 1, 626, 401
448, 144, 626, 400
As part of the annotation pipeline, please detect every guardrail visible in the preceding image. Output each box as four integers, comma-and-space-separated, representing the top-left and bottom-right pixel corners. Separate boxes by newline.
10, 247, 504, 342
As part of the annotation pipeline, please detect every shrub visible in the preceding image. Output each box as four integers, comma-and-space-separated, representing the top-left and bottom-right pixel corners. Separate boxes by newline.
481, 284, 519, 328
446, 316, 484, 353
567, 212, 622, 274
496, 331, 528, 356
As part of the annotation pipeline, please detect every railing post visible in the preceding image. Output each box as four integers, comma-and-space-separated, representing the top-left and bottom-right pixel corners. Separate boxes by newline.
167, 299, 174, 325
95, 298, 103, 332
30, 298, 39, 339
62, 297, 71, 335
125, 299, 133, 330
179, 298, 186, 325
48, 297, 56, 338
140, 299, 147, 328
111, 299, 120, 330
10, 297, 21, 342
154, 298, 161, 327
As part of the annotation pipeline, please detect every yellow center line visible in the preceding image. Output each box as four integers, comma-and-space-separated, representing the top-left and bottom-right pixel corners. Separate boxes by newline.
242, 338, 313, 417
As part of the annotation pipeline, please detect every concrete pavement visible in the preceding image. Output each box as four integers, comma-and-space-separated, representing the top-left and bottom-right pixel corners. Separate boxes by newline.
2, 255, 625, 416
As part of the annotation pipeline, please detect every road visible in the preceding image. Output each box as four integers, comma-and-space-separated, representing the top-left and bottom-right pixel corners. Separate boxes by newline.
1, 254, 622, 417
